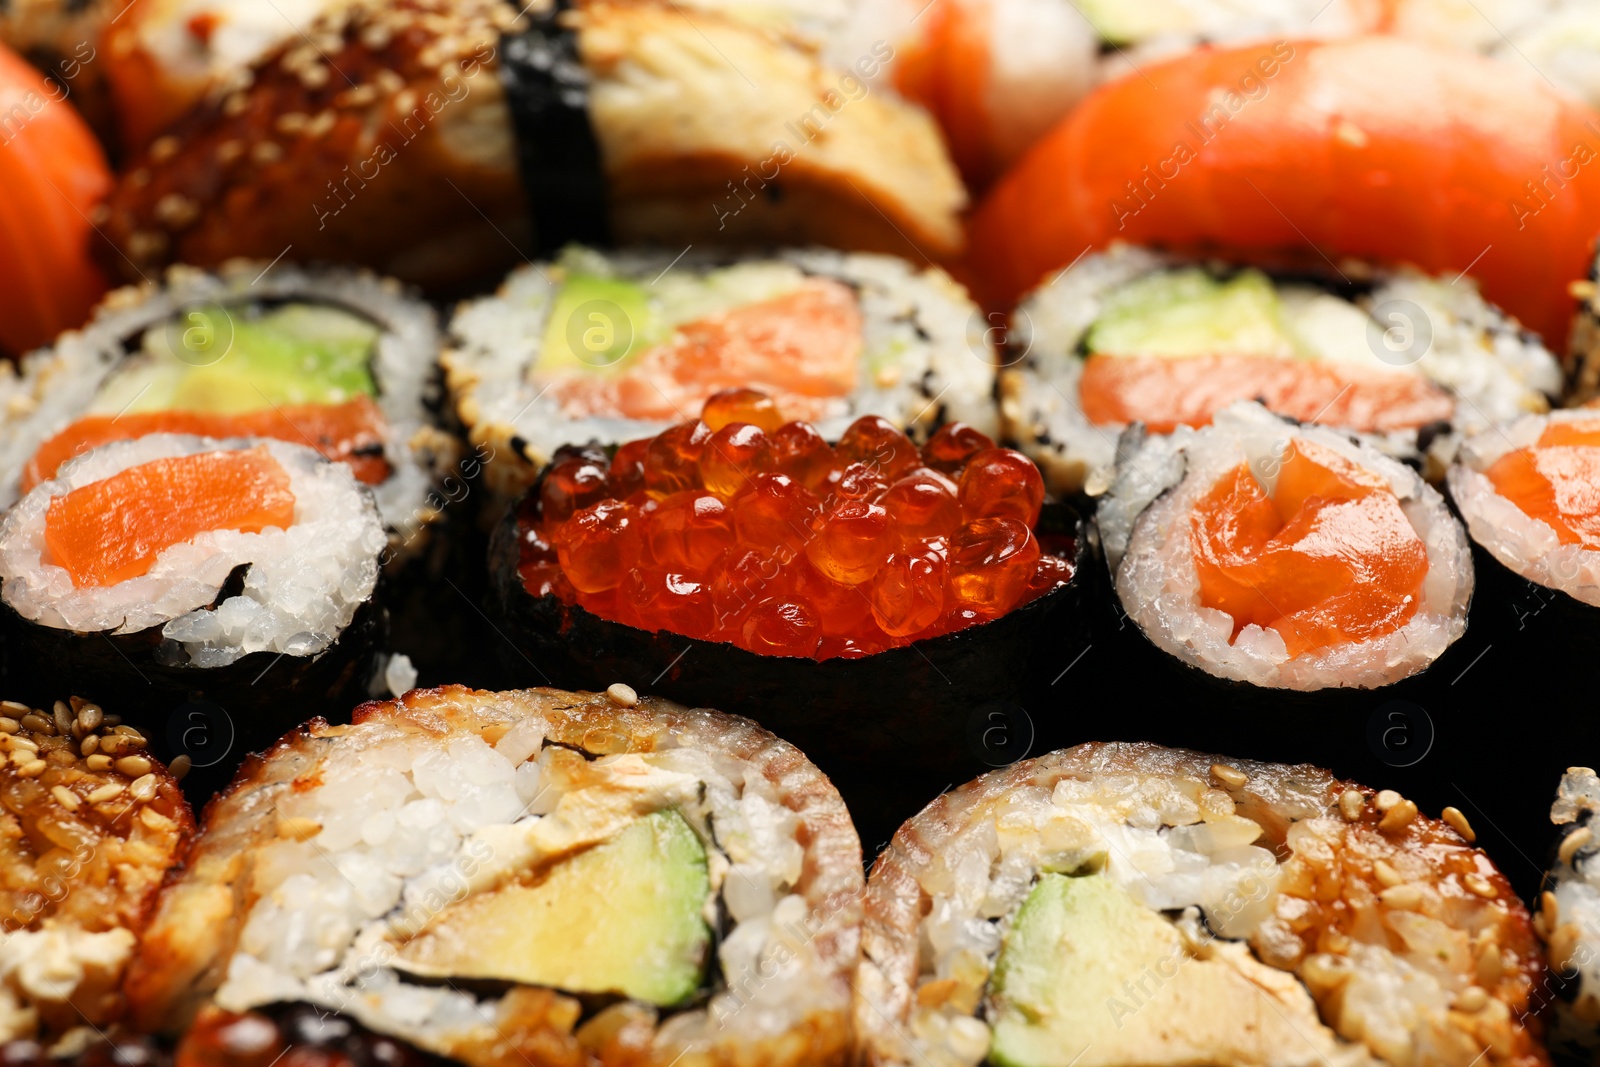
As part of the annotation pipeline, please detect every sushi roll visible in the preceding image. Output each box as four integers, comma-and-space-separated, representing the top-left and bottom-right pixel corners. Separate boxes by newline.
855, 741, 1548, 1067
486, 392, 1084, 843
0, 436, 387, 742
0, 262, 457, 558
0, 696, 194, 1045
1449, 409, 1600, 608
1096, 401, 1473, 694
1536, 766, 1600, 1059
122, 684, 865, 1067
92, 0, 965, 290
1003, 246, 1562, 495
445, 246, 998, 501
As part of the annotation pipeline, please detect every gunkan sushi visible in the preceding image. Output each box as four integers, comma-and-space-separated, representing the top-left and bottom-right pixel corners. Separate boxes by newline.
0, 435, 387, 729
0, 262, 456, 559
1097, 401, 1472, 692
445, 246, 998, 501
1002, 246, 1561, 494
856, 741, 1546, 1067
123, 684, 864, 1067
0, 697, 194, 1044
487, 394, 1084, 843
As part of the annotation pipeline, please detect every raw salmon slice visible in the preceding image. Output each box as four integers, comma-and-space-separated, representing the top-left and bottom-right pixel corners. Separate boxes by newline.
1079, 353, 1455, 433
1487, 419, 1600, 547
23, 396, 388, 492
548, 279, 863, 422
45, 447, 296, 588
1190, 441, 1428, 658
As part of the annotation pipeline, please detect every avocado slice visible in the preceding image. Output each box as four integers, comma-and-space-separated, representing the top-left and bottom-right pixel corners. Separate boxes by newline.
537, 273, 656, 377
986, 873, 1350, 1067
390, 810, 712, 1007
1085, 268, 1300, 362
92, 302, 380, 417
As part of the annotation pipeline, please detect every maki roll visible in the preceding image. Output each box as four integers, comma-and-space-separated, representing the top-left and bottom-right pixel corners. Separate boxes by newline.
1537, 767, 1600, 1059
1449, 409, 1600, 610
123, 684, 864, 1067
0, 697, 194, 1044
93, 0, 965, 289
0, 262, 456, 558
0, 436, 387, 737
1002, 246, 1561, 494
1096, 401, 1472, 694
445, 246, 998, 500
856, 741, 1547, 1067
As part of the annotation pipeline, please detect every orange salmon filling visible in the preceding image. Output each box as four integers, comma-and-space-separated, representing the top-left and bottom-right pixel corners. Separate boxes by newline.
547, 280, 863, 423
45, 447, 296, 588
1485, 419, 1600, 547
23, 396, 389, 492
1079, 354, 1455, 434
1190, 440, 1429, 658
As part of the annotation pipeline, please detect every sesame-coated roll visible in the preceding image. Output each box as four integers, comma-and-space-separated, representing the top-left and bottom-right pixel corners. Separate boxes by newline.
856, 742, 1546, 1067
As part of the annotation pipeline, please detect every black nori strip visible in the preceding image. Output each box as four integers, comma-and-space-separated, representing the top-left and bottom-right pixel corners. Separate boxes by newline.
485, 487, 1090, 850
499, 0, 611, 255
0, 593, 385, 806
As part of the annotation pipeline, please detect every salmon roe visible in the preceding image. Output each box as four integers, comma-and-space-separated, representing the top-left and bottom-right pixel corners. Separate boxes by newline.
518, 397, 1071, 660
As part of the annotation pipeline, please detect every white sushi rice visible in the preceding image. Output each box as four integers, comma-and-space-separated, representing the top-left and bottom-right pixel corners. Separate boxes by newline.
444, 246, 997, 491
0, 262, 454, 542
210, 715, 826, 1052
1099, 402, 1473, 691
1545, 767, 1600, 1055
1449, 410, 1600, 608
0, 435, 385, 667
1002, 245, 1560, 495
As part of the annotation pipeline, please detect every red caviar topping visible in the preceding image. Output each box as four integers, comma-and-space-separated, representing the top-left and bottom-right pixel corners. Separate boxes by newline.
517, 395, 1075, 659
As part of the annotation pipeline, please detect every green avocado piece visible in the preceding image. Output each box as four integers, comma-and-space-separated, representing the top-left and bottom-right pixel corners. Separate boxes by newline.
537, 273, 657, 376
987, 872, 1344, 1067
391, 810, 712, 1007
92, 303, 379, 417
1085, 268, 1300, 362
